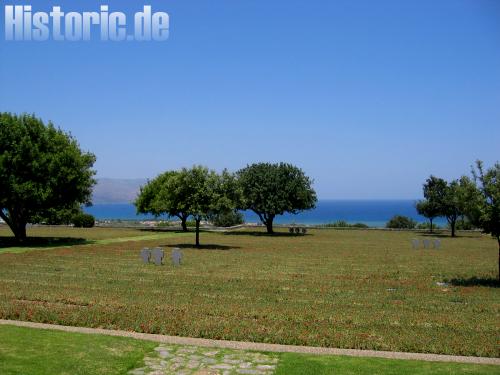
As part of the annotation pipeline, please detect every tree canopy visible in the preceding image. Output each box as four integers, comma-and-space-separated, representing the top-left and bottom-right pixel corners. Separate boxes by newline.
471, 161, 500, 280
418, 175, 471, 237
0, 113, 96, 241
236, 162, 317, 233
415, 199, 439, 233
136, 166, 240, 246
175, 166, 240, 246
416, 177, 446, 233
135, 171, 191, 231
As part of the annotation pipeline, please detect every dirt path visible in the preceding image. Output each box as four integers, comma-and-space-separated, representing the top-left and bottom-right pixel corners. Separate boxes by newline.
1, 319, 498, 365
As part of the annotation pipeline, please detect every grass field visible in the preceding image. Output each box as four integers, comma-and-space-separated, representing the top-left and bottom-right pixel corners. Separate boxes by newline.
1, 325, 498, 375
0, 226, 498, 357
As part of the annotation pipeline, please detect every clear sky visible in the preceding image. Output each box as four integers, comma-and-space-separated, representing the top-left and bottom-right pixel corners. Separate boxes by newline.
1, 0, 499, 199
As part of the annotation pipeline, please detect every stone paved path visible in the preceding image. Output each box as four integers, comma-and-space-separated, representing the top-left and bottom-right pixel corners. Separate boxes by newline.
128, 344, 279, 375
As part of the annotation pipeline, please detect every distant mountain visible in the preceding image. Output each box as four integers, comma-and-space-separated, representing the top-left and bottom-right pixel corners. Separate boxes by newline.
92, 178, 148, 204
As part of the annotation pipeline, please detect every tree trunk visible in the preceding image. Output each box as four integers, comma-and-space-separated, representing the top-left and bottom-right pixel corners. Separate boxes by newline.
497, 237, 500, 282
14, 222, 27, 242
195, 219, 200, 247
0, 210, 27, 243
181, 216, 188, 232
265, 216, 274, 234
429, 218, 433, 233
450, 219, 456, 237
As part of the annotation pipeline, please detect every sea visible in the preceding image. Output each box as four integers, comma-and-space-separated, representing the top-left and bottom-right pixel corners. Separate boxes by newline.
83, 200, 447, 228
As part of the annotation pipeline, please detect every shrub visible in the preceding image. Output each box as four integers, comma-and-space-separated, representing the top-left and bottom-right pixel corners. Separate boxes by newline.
351, 222, 369, 228
321, 221, 369, 228
72, 213, 95, 228
211, 211, 245, 227
386, 215, 416, 229
185, 220, 197, 227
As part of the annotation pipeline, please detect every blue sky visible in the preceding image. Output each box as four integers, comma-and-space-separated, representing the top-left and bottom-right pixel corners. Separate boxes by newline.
1, 0, 499, 199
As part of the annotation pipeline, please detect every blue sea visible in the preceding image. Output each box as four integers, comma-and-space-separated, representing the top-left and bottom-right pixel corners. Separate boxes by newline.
84, 200, 447, 227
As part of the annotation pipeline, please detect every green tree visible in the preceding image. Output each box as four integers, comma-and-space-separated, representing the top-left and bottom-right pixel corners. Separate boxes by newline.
171, 166, 240, 246
415, 200, 439, 233
471, 160, 500, 281
417, 176, 447, 233
455, 175, 483, 227
441, 177, 482, 237
441, 180, 463, 237
236, 162, 317, 234
419, 175, 469, 237
135, 171, 190, 231
0, 113, 96, 242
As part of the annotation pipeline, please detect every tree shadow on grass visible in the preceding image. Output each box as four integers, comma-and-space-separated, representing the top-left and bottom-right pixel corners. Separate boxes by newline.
164, 243, 239, 251
223, 231, 308, 238
0, 236, 88, 249
446, 276, 499, 288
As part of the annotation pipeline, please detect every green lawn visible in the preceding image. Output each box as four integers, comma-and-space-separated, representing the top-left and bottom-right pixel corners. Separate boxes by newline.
275, 353, 499, 375
0, 226, 498, 357
1, 325, 498, 375
0, 325, 155, 375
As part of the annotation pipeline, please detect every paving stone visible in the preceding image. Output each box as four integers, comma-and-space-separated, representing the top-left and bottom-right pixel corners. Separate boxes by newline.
237, 370, 260, 375
186, 360, 201, 369
201, 358, 217, 364
210, 363, 233, 370
194, 370, 219, 375
129, 344, 279, 375
257, 364, 275, 370
159, 350, 172, 358
170, 362, 183, 371
178, 347, 197, 354
225, 359, 243, 364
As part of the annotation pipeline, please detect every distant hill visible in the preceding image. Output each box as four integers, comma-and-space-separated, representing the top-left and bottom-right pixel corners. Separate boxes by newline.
92, 178, 148, 204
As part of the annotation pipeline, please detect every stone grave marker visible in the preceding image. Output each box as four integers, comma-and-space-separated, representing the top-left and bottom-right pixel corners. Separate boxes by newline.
140, 248, 151, 263
434, 239, 441, 249
423, 239, 431, 249
411, 239, 420, 250
152, 247, 164, 265
171, 248, 182, 266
